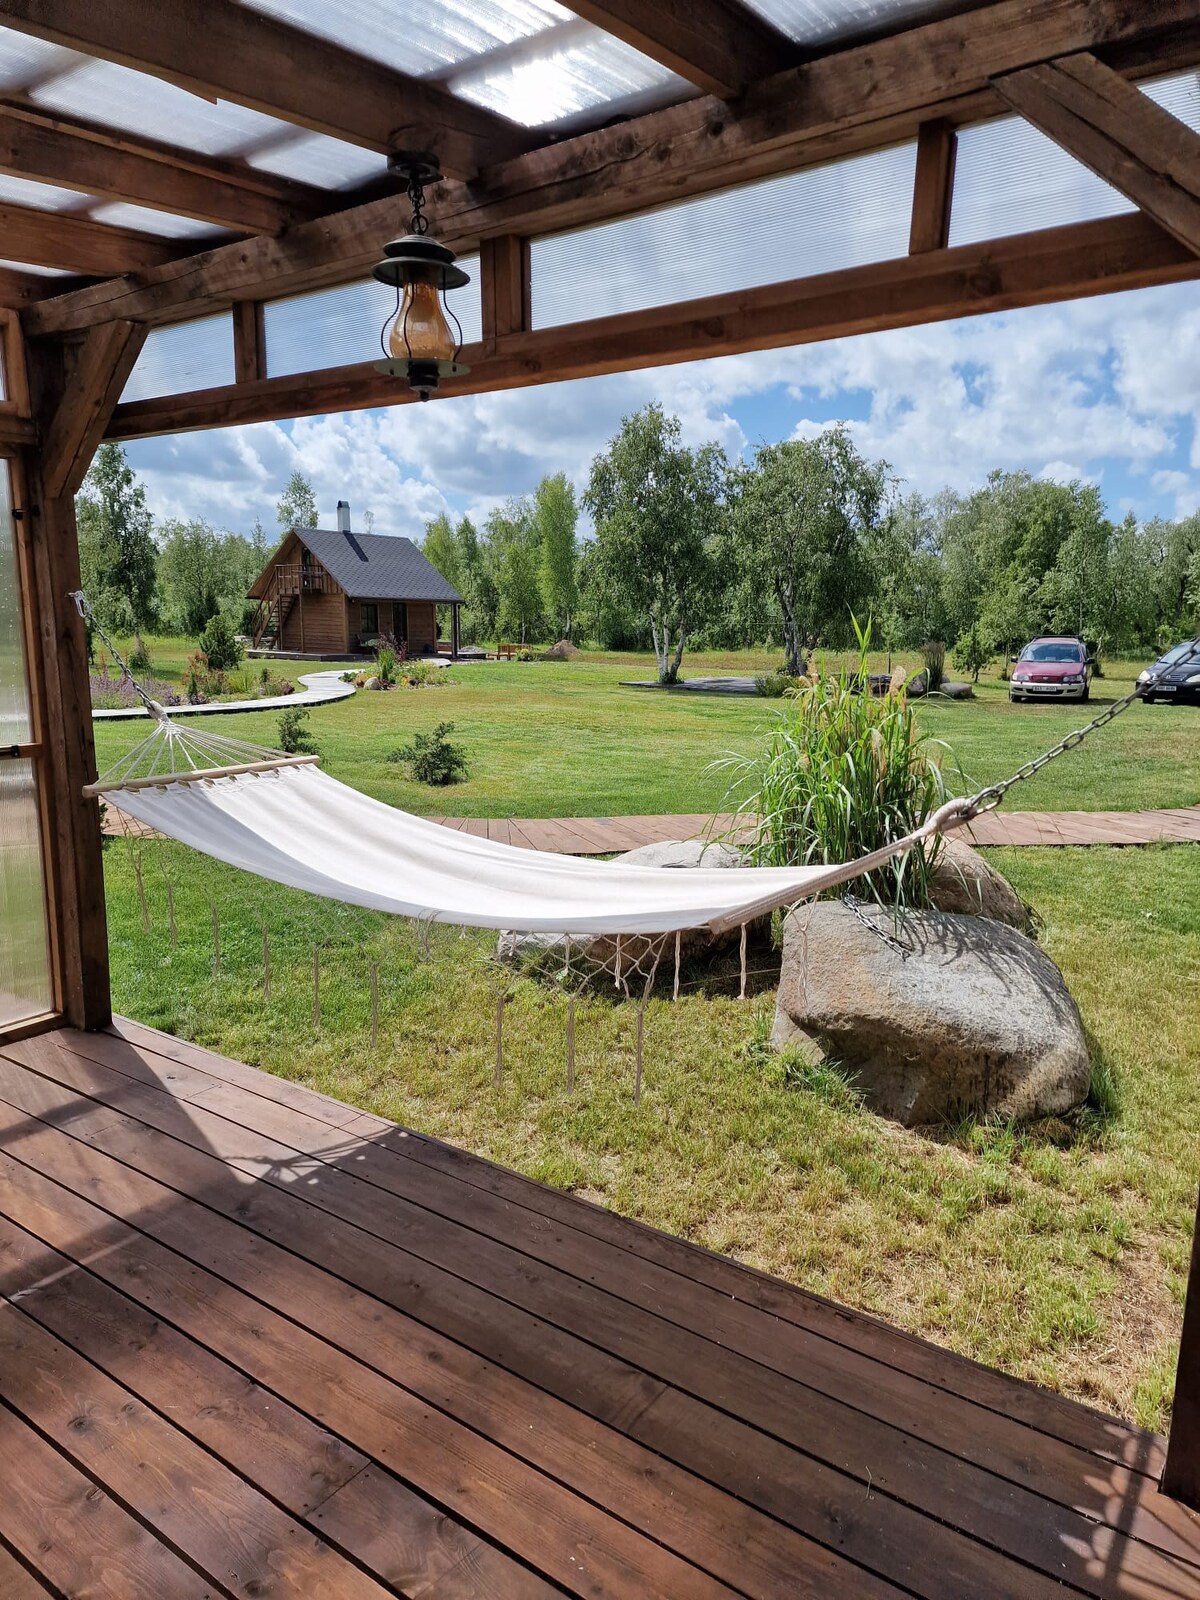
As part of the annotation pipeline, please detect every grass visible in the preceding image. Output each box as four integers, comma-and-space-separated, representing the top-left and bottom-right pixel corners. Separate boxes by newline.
94, 640, 1200, 1428
94, 642, 1200, 817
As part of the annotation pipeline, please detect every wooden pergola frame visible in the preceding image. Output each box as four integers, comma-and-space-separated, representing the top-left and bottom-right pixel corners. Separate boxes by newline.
2, 0, 1200, 1510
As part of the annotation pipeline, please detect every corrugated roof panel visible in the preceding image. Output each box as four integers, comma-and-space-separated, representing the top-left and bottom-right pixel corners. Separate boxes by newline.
89, 202, 226, 239
0, 28, 82, 90
240, 0, 567, 77
122, 313, 235, 403
740, 0, 978, 46
531, 141, 917, 327
30, 57, 287, 156
248, 131, 384, 190
0, 173, 97, 211
0, 258, 73, 275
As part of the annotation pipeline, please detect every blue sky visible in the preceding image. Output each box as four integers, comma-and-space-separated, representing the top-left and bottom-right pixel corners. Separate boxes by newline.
125, 277, 1200, 540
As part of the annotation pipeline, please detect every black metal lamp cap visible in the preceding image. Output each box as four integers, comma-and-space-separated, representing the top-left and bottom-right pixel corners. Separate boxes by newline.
371, 234, 471, 290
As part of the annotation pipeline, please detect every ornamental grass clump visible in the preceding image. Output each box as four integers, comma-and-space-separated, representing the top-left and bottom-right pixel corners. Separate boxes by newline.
720, 630, 952, 910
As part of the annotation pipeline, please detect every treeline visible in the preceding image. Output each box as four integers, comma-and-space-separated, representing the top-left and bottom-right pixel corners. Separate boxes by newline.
76, 447, 319, 659
425, 404, 1200, 681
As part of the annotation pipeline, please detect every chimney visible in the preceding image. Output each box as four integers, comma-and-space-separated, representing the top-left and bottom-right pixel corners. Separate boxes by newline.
337, 500, 351, 534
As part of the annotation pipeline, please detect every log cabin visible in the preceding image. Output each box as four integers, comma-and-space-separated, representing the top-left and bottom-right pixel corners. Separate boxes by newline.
247, 501, 463, 657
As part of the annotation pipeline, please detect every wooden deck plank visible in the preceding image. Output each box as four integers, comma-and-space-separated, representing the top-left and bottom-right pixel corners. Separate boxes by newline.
4, 1043, 1197, 1598
0, 1097, 902, 1600
0, 1542, 53, 1599
109, 1016, 1169, 1472
0, 1402, 214, 1600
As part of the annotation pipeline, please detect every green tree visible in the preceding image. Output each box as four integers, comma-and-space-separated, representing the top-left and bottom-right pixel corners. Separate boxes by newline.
75, 443, 158, 655
422, 512, 461, 588
486, 499, 543, 644
1039, 482, 1113, 645
535, 472, 578, 638
276, 470, 318, 531
452, 515, 495, 643
730, 426, 890, 677
584, 404, 726, 684
157, 518, 221, 634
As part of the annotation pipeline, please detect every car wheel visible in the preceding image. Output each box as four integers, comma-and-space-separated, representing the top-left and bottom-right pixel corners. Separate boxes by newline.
1082, 684, 1090, 702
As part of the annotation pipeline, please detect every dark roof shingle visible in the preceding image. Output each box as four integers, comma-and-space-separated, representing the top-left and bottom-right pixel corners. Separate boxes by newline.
292, 527, 463, 603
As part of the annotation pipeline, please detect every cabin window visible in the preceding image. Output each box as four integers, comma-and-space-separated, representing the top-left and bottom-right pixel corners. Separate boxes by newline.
361, 603, 378, 635
0, 460, 53, 1029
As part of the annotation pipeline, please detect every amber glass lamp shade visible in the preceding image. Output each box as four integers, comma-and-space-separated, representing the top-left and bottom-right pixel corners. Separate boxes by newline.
389, 281, 457, 364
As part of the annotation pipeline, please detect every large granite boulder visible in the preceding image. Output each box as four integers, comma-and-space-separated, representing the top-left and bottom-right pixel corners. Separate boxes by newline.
772, 901, 1089, 1125
498, 837, 758, 971
928, 836, 1033, 932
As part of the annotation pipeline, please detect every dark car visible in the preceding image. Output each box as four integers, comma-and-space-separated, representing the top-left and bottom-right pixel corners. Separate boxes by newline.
1136, 640, 1200, 703
1009, 637, 1092, 703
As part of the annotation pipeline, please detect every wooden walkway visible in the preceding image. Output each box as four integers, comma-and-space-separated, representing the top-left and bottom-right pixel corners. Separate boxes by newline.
0, 1019, 1197, 1597
430, 805, 1200, 854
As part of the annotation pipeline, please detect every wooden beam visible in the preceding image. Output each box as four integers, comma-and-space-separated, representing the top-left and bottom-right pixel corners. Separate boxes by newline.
994, 51, 1200, 258
41, 321, 147, 499
909, 120, 957, 253
0, 0, 533, 179
557, 0, 793, 98
0, 104, 323, 235
24, 0, 1200, 337
0, 266, 86, 307
1163, 1189, 1200, 1508
0, 412, 36, 447
0, 202, 184, 276
479, 236, 530, 345
0, 307, 30, 414
105, 211, 1200, 440
232, 301, 266, 385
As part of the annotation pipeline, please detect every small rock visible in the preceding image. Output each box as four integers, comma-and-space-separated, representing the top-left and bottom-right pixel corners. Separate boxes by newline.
542, 639, 581, 661
364, 675, 382, 690
907, 670, 929, 697
928, 836, 1032, 931
772, 901, 1089, 1125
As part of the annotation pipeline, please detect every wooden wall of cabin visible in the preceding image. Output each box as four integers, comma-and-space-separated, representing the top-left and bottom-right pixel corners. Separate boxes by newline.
406, 603, 437, 654
278, 590, 348, 655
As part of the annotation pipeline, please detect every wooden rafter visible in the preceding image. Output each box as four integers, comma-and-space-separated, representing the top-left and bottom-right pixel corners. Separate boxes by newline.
105, 212, 1200, 441
557, 0, 794, 98
994, 51, 1200, 258
0, 265, 80, 307
909, 121, 958, 254
0, 0, 534, 179
41, 320, 146, 498
0, 201, 184, 275
0, 104, 326, 235
23, 0, 1200, 337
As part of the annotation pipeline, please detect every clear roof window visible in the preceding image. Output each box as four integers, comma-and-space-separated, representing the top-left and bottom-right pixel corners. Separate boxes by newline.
948, 113, 1134, 247
241, 0, 568, 77
531, 141, 917, 328
448, 28, 686, 128
90, 203, 224, 240
264, 259, 482, 378
30, 58, 286, 156
248, 131, 384, 190
122, 313, 235, 404
0, 173, 97, 211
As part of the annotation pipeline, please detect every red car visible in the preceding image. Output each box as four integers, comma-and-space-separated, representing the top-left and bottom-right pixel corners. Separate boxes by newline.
1009, 637, 1092, 703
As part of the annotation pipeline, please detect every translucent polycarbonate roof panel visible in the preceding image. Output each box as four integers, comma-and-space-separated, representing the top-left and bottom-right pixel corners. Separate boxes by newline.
241, 0, 566, 77
531, 141, 917, 329
89, 203, 225, 240
948, 113, 1135, 247
0, 28, 81, 91
0, 259, 72, 276
264, 260, 482, 377
30, 57, 287, 157
1144, 69, 1200, 131
249, 131, 384, 190
122, 313, 235, 403
740, 0, 980, 46
0, 173, 96, 211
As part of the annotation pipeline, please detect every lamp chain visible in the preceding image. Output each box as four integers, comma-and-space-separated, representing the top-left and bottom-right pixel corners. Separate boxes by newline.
407, 170, 429, 236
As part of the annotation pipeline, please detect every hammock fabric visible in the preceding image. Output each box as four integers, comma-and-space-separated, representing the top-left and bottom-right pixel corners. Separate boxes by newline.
101, 719, 976, 936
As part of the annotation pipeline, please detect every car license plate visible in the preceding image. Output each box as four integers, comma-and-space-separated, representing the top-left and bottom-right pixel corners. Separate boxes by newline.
1029, 684, 1057, 692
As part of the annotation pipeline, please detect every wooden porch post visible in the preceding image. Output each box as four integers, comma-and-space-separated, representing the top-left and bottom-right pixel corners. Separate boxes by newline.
1163, 1190, 1200, 1507
451, 603, 460, 659
18, 318, 146, 1030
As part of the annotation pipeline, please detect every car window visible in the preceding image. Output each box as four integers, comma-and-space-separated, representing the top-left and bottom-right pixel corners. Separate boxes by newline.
1020, 642, 1082, 663
1161, 642, 1193, 665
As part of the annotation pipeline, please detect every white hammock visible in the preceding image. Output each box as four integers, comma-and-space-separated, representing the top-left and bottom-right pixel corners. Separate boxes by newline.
91, 708, 976, 936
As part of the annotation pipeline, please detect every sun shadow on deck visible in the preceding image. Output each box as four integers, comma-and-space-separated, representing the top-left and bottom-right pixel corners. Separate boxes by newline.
0, 1021, 1197, 1598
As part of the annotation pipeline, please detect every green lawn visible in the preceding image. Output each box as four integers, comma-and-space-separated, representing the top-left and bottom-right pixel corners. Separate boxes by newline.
95, 644, 1200, 816
95, 643, 1200, 1430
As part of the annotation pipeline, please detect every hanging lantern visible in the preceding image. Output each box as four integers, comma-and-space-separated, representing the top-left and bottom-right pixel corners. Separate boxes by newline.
372, 153, 470, 401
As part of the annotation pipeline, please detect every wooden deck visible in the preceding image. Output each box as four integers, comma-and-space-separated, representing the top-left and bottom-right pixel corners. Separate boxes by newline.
0, 1022, 1197, 1596
429, 805, 1200, 854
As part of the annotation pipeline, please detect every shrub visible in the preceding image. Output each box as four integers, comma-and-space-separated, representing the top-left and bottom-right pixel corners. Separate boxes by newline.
376, 645, 397, 687
89, 668, 179, 711
182, 650, 228, 704
388, 721, 467, 785
719, 628, 952, 910
401, 660, 439, 688
754, 669, 803, 698
278, 706, 317, 754
953, 624, 992, 684
920, 639, 946, 693
199, 611, 244, 672
128, 639, 153, 673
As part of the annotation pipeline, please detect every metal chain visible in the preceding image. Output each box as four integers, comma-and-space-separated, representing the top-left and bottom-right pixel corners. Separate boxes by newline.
840, 891, 912, 955
962, 635, 1200, 818
71, 590, 161, 714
